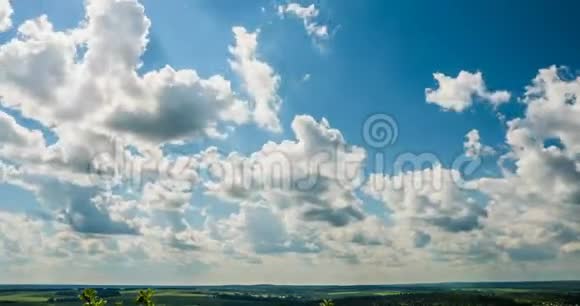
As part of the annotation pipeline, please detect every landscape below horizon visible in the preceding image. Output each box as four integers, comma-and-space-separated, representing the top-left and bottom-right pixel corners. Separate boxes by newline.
1, 281, 580, 305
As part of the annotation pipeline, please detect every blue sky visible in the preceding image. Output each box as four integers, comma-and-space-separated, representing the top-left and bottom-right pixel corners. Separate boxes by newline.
0, 0, 579, 284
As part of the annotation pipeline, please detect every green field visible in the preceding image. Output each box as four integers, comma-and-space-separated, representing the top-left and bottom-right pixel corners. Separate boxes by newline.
0, 291, 50, 303
373, 291, 401, 296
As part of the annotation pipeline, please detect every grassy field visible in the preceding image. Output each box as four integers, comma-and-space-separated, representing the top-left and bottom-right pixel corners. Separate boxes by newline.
0, 291, 52, 303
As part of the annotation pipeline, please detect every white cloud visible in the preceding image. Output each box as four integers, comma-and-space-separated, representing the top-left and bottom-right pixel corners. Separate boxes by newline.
141, 178, 195, 213
0, 0, 280, 146
0, 111, 45, 149
0, 0, 12, 32
366, 166, 487, 233
367, 65, 580, 264
561, 242, 580, 255
475, 66, 580, 262
209, 204, 322, 256
196, 115, 418, 267
426, 71, 511, 112
0, 212, 44, 262
0, 160, 17, 183
464, 129, 495, 158
0, 0, 258, 265
105, 66, 251, 143
203, 115, 366, 227
278, 3, 329, 41
523, 66, 580, 152
362, 165, 501, 265
229, 27, 282, 132
2, 0, 580, 283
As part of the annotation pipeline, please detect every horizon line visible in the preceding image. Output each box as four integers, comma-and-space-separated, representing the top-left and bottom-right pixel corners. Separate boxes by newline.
1, 279, 579, 288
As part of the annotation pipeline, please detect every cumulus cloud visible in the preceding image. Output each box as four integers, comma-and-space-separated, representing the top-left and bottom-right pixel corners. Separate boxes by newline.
0, 0, 279, 146
476, 66, 580, 262
366, 166, 487, 235
278, 3, 329, 41
229, 27, 282, 132
0, 212, 44, 262
105, 66, 251, 142
0, 0, 404, 282
0, 0, 12, 32
0, 111, 45, 149
0, 0, 258, 263
2, 0, 580, 283
210, 204, 322, 256
464, 129, 495, 158
203, 115, 366, 227
0, 160, 18, 183
363, 167, 501, 266
368, 65, 580, 264
19, 176, 139, 235
426, 71, 511, 112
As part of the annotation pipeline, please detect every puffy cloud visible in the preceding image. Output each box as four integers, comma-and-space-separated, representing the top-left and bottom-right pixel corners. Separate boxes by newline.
0, 212, 44, 262
278, 3, 329, 41
141, 180, 193, 213
362, 165, 503, 265
210, 204, 322, 255
193, 115, 388, 263
316, 216, 402, 266
0, 15, 79, 124
0, 0, 394, 281
203, 115, 367, 227
24, 177, 139, 235
105, 66, 251, 143
83, 0, 151, 75
426, 71, 511, 112
229, 27, 281, 132
0, 160, 18, 183
561, 242, 580, 255
366, 166, 487, 234
464, 129, 495, 158
0, 0, 281, 254
2, 0, 580, 283
522, 66, 580, 152
0, 111, 45, 149
476, 66, 580, 262
0, 0, 276, 146
366, 65, 580, 264
0, 0, 12, 32
0, 0, 245, 257
206, 201, 399, 268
